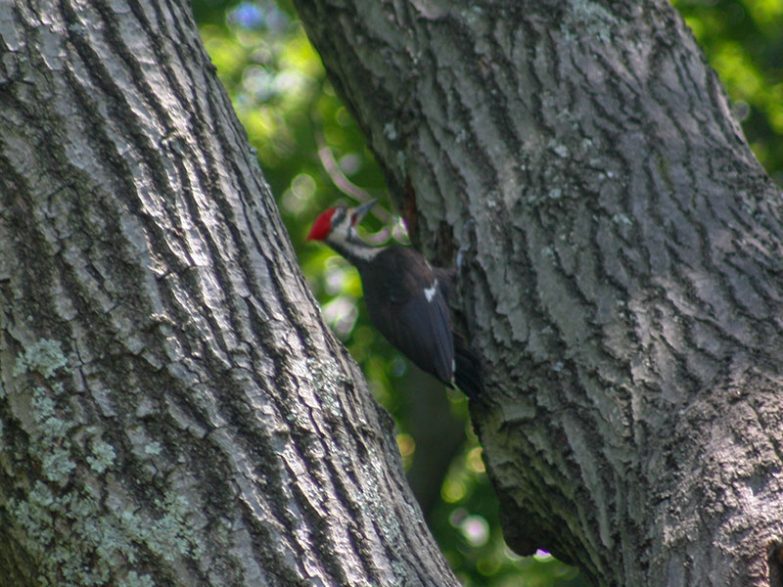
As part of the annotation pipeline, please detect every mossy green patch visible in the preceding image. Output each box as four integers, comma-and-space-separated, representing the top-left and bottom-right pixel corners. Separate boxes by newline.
13, 339, 68, 379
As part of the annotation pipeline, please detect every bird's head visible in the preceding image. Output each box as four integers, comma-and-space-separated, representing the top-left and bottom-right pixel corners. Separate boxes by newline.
307, 199, 376, 245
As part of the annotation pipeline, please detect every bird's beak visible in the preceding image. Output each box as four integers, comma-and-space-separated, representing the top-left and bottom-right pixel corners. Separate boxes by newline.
351, 199, 376, 225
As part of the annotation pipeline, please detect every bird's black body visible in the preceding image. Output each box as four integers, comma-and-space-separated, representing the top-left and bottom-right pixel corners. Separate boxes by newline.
308, 203, 482, 399
357, 246, 454, 384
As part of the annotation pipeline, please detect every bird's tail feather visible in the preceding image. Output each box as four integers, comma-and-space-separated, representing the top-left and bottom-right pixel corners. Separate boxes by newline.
454, 335, 483, 399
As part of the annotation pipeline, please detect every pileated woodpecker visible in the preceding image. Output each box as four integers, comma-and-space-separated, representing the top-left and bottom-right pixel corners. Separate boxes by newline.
307, 200, 482, 399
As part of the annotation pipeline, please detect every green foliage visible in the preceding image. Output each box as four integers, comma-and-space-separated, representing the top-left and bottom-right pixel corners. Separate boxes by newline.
194, 1, 781, 584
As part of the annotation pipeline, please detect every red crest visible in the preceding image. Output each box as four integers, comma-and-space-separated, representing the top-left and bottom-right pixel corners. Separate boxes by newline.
307, 208, 337, 241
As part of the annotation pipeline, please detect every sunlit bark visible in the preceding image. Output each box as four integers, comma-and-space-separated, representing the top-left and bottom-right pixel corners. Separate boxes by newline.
0, 1, 457, 585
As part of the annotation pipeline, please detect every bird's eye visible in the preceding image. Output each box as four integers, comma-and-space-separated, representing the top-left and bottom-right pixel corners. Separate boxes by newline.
350, 213, 359, 226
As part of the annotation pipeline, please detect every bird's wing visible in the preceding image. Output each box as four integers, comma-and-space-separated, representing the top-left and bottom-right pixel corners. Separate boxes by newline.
453, 332, 483, 399
372, 282, 455, 385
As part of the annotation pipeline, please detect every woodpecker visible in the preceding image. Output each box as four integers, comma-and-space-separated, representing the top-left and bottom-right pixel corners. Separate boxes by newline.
307, 200, 482, 399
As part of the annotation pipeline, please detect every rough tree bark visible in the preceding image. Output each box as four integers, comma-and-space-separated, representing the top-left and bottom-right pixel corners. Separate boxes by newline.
293, 1, 783, 586
0, 1, 458, 585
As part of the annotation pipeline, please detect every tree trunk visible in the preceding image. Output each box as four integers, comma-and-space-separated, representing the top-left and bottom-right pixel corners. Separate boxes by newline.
293, 1, 783, 585
0, 1, 458, 585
